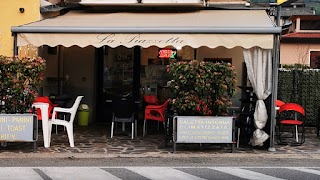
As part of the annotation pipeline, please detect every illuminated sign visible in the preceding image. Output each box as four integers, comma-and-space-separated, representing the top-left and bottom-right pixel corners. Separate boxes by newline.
158, 48, 177, 59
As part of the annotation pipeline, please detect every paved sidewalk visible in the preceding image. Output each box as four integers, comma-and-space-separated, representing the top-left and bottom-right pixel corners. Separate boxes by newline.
0, 124, 319, 158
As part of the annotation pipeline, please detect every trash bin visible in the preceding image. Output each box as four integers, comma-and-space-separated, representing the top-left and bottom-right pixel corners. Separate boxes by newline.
78, 104, 89, 126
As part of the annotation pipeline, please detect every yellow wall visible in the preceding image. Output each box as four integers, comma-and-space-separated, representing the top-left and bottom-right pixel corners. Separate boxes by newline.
0, 0, 40, 56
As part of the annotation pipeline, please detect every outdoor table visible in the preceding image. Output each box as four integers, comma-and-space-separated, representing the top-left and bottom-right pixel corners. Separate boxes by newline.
32, 102, 50, 148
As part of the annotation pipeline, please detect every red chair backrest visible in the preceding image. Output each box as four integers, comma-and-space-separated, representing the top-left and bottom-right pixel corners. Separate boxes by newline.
144, 95, 159, 105
154, 98, 170, 113
145, 99, 170, 122
33, 96, 57, 120
276, 100, 285, 107
278, 103, 305, 116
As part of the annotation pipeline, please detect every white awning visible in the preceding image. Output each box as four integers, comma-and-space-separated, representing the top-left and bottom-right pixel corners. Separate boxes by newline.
12, 10, 280, 49
40, 0, 52, 7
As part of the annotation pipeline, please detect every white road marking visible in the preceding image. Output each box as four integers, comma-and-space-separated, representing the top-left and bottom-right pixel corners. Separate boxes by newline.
0, 168, 43, 180
126, 167, 206, 180
290, 167, 320, 176
209, 167, 286, 180
41, 167, 122, 180
0, 166, 318, 180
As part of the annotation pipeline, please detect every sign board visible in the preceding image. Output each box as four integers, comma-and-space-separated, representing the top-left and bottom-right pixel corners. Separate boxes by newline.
158, 48, 177, 59
175, 116, 233, 143
0, 114, 37, 142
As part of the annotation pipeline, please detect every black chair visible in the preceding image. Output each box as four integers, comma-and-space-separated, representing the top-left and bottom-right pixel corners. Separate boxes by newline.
111, 98, 136, 139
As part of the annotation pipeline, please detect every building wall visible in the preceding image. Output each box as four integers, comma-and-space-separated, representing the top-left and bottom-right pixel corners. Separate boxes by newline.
280, 43, 320, 65
41, 46, 96, 123
41, 46, 61, 96
63, 46, 96, 123
0, 0, 40, 56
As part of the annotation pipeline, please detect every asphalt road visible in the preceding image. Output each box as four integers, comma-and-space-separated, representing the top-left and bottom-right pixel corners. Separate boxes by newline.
0, 157, 319, 179
0, 157, 320, 167
0, 165, 320, 180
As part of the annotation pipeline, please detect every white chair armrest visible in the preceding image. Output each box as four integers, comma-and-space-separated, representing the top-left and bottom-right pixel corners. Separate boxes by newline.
53, 107, 72, 113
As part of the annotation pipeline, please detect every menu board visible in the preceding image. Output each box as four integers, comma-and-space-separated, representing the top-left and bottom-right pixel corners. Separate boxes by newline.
175, 116, 233, 143
0, 114, 37, 142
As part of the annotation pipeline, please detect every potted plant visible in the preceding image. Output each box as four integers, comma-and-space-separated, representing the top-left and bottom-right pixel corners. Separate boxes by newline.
0, 55, 46, 113
167, 60, 237, 116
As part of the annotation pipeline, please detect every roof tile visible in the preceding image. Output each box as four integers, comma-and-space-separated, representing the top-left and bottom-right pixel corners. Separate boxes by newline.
282, 32, 320, 39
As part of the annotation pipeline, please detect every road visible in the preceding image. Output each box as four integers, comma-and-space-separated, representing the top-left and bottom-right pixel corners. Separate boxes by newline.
0, 156, 320, 167
0, 157, 319, 179
1, 166, 320, 180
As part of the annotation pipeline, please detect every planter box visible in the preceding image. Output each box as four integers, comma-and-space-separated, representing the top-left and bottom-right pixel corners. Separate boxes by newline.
173, 116, 235, 152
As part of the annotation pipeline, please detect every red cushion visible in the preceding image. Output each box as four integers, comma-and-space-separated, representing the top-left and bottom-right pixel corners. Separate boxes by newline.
280, 119, 303, 125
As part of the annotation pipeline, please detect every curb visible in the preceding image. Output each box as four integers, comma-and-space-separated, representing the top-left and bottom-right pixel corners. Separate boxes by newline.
0, 152, 320, 159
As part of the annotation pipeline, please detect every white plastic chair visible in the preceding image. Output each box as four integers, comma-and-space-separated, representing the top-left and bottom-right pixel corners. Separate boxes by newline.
49, 96, 84, 147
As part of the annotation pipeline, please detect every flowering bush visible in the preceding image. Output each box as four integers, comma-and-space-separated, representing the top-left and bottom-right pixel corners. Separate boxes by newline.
167, 60, 237, 116
0, 56, 46, 113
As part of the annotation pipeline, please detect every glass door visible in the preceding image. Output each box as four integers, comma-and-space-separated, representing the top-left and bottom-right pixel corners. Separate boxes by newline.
96, 46, 135, 123
104, 46, 134, 99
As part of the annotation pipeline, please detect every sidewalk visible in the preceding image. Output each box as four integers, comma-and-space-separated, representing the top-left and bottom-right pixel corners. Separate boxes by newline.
0, 124, 319, 158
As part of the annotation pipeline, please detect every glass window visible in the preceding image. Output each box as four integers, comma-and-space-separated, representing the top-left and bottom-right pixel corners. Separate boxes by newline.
301, 20, 320, 30
310, 51, 320, 69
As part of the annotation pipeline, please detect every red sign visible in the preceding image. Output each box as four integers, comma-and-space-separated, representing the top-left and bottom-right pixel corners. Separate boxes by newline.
159, 49, 173, 58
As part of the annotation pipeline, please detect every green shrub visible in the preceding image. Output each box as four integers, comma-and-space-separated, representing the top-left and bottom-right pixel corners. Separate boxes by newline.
0, 55, 46, 113
167, 60, 237, 116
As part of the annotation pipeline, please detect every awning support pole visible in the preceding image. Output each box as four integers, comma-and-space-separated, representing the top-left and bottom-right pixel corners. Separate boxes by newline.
13, 33, 18, 56
268, 5, 281, 152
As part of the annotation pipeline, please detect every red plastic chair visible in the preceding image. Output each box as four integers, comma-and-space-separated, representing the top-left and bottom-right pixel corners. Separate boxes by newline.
276, 100, 285, 108
143, 98, 170, 137
33, 96, 58, 120
143, 95, 160, 105
275, 100, 285, 114
277, 103, 305, 145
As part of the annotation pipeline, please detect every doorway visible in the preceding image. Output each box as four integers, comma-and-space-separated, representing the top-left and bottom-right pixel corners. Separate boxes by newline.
95, 46, 140, 123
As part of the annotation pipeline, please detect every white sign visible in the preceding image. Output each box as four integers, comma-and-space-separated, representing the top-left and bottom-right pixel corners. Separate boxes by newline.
175, 116, 233, 143
0, 114, 37, 142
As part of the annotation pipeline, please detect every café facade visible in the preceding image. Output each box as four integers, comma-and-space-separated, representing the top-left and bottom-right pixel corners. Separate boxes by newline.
11, 9, 281, 148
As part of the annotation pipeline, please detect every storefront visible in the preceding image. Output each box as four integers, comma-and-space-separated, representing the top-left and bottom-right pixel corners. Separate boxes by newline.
11, 9, 281, 147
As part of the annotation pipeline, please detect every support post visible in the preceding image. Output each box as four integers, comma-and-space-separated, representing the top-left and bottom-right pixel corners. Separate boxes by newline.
13, 33, 18, 56
173, 116, 177, 153
269, 5, 281, 152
